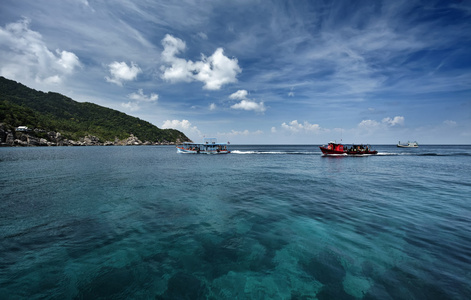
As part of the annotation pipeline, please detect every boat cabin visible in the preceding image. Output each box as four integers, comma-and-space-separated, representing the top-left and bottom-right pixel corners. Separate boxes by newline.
176, 138, 230, 154
326, 142, 344, 152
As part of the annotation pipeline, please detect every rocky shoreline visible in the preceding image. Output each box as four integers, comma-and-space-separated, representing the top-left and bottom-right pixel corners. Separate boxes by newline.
0, 124, 183, 147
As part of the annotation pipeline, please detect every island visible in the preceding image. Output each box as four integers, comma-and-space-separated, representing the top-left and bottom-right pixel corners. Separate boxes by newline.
0, 76, 191, 147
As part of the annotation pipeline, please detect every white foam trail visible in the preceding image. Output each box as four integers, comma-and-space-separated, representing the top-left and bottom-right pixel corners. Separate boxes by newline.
231, 150, 316, 155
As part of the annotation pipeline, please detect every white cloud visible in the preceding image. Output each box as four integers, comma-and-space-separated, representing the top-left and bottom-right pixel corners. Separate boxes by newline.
209, 103, 217, 110
358, 119, 381, 128
288, 87, 295, 97
357, 118, 389, 137
79, 0, 93, 10
193, 48, 241, 90
358, 116, 405, 129
128, 89, 158, 102
160, 34, 193, 83
443, 120, 457, 126
197, 32, 208, 40
121, 89, 158, 111
43, 75, 62, 85
281, 120, 322, 133
160, 34, 241, 90
0, 18, 81, 85
230, 129, 250, 136
229, 89, 248, 100
57, 50, 81, 73
121, 101, 140, 111
224, 129, 264, 136
162, 119, 201, 136
382, 116, 404, 126
231, 100, 266, 113
105, 61, 141, 86
229, 89, 266, 113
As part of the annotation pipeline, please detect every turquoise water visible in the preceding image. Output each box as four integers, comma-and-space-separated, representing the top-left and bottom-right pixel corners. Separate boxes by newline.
1, 145, 470, 299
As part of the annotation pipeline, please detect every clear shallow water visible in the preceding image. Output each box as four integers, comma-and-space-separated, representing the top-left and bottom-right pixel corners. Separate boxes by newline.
1, 145, 470, 299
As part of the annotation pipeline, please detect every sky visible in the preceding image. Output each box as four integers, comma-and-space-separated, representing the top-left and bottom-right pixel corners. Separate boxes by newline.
1, 0, 470, 144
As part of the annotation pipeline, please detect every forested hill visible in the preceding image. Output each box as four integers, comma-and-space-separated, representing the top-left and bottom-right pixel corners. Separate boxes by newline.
0, 76, 191, 144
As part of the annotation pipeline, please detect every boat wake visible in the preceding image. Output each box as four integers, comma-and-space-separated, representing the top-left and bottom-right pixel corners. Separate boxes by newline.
232, 150, 470, 156
231, 150, 319, 155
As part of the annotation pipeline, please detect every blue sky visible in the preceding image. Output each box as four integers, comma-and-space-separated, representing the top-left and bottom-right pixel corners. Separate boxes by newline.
1, 0, 470, 144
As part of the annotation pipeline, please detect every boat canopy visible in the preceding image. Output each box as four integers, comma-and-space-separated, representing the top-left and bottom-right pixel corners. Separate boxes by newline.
204, 138, 218, 144
182, 142, 228, 146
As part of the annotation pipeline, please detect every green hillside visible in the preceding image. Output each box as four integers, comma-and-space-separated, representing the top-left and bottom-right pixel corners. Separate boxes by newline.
0, 76, 190, 143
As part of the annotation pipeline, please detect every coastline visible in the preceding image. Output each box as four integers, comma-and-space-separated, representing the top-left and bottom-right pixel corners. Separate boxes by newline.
0, 125, 182, 147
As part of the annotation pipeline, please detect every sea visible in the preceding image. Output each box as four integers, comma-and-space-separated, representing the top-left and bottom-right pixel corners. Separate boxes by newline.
1, 144, 470, 299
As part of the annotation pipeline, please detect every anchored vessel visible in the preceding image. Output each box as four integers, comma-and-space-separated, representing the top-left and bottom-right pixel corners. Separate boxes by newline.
397, 141, 419, 148
176, 138, 230, 154
320, 142, 378, 156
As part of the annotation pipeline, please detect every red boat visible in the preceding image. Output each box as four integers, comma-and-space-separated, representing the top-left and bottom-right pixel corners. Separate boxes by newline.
319, 142, 378, 156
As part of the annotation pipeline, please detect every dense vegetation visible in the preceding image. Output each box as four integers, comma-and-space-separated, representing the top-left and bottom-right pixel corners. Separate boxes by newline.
0, 76, 190, 143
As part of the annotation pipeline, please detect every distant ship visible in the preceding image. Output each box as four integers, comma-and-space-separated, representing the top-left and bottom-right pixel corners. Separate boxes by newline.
176, 138, 230, 154
397, 141, 418, 148
319, 142, 378, 156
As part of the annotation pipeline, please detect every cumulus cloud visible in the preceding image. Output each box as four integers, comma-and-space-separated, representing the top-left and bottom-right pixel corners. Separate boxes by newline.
57, 50, 81, 73
209, 103, 217, 110
105, 61, 141, 86
229, 89, 266, 113
162, 119, 201, 136
224, 129, 264, 136
231, 100, 266, 113
121, 89, 158, 111
121, 101, 140, 112
230, 129, 250, 136
229, 89, 248, 100
128, 89, 158, 102
0, 18, 81, 84
382, 116, 404, 126
160, 35, 192, 82
359, 116, 405, 128
160, 34, 241, 90
358, 119, 380, 128
281, 120, 322, 133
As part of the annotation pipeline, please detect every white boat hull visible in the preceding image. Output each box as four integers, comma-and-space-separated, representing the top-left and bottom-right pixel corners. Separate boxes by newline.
397, 141, 418, 148
177, 147, 230, 154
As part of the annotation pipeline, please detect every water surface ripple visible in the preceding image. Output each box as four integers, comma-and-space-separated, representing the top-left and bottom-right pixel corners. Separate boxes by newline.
1, 145, 470, 299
